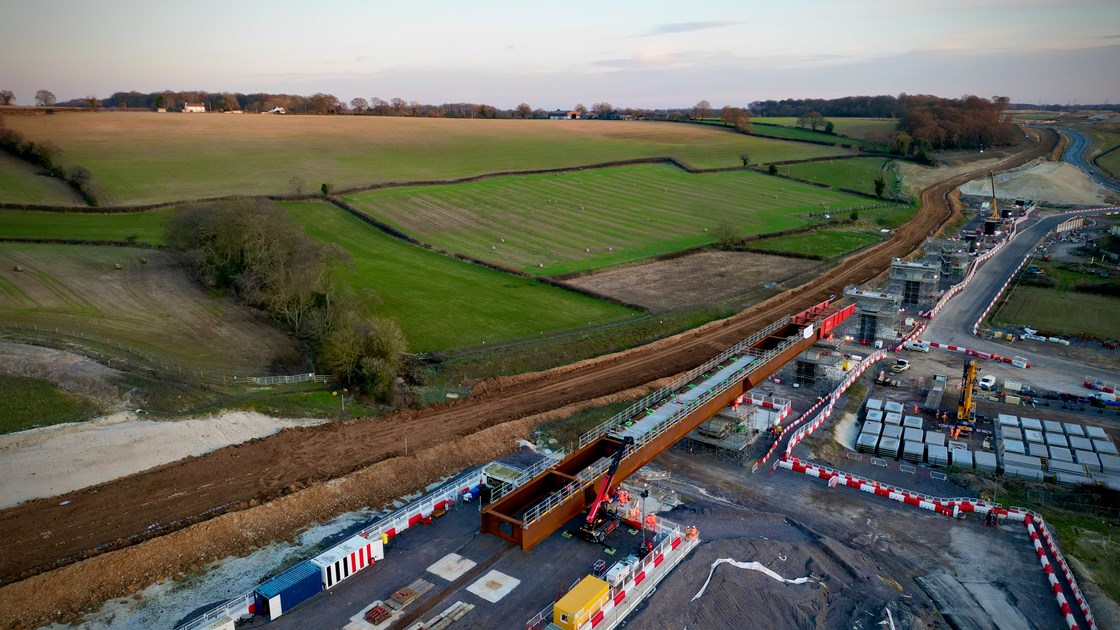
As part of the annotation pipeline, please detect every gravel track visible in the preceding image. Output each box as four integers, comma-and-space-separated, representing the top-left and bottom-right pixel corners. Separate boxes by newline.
0, 130, 1058, 588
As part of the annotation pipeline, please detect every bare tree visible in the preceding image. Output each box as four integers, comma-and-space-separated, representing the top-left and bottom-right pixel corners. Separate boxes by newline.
515, 103, 532, 119
349, 97, 369, 113
692, 100, 712, 120
390, 98, 407, 115
574, 103, 587, 115
0, 90, 14, 105
591, 102, 614, 117
719, 106, 741, 124
35, 90, 56, 107
86, 95, 100, 111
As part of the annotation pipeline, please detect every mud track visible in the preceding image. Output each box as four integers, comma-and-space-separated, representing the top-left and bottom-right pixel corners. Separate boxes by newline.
0, 130, 1057, 587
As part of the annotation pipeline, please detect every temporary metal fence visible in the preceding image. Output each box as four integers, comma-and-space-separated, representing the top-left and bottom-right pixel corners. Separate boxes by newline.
579, 316, 791, 448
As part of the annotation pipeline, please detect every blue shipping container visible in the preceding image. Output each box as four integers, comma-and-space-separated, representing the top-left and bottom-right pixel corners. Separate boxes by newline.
255, 561, 323, 620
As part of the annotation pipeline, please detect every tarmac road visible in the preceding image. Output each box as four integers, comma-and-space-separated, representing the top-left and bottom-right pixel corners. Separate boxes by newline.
921, 208, 1120, 393
0, 130, 1060, 600
1054, 126, 1120, 193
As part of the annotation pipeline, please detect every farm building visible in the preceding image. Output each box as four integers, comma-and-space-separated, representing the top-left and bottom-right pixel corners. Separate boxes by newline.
548, 109, 581, 120
181, 103, 206, 113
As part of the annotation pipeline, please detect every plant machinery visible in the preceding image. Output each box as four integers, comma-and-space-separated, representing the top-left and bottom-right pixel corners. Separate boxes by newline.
989, 172, 1001, 221
578, 436, 634, 543
957, 360, 978, 423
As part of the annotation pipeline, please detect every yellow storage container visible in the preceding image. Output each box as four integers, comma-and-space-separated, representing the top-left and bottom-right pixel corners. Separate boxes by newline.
553, 575, 610, 630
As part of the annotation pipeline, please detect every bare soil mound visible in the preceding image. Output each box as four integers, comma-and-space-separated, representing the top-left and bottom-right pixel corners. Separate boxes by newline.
959, 159, 1108, 206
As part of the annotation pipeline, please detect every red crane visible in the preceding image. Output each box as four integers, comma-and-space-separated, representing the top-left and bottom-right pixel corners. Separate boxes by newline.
579, 436, 634, 543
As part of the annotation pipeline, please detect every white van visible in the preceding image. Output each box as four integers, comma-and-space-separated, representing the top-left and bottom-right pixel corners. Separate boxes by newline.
903, 341, 930, 352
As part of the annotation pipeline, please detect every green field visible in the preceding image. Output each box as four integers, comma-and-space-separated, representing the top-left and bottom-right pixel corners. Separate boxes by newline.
281, 201, 637, 350
0, 374, 100, 433
3, 113, 848, 205
696, 119, 848, 145
0, 154, 81, 206
782, 157, 899, 196
343, 163, 886, 275
0, 243, 297, 374
752, 117, 898, 141
992, 286, 1120, 339
748, 229, 882, 259
0, 208, 172, 244
1098, 147, 1120, 178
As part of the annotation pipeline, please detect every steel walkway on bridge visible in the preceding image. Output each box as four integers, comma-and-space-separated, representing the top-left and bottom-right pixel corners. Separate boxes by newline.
481, 300, 855, 550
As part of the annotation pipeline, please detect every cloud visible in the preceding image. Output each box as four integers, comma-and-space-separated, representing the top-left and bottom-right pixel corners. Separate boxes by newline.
642, 21, 737, 37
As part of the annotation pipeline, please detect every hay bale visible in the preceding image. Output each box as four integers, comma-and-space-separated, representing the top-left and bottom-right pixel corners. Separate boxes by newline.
584, 248, 590, 253
114, 263, 123, 270
12, 265, 23, 272
537, 263, 544, 268
139, 257, 147, 264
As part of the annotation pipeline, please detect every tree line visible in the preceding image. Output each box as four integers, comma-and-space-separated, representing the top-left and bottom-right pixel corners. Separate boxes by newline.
167, 199, 406, 399
0, 116, 98, 204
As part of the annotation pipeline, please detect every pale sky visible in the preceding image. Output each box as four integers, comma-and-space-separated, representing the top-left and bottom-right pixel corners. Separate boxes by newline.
2, 0, 1118, 107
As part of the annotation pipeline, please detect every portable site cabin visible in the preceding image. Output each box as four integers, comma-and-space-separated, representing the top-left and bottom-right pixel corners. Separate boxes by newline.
553, 575, 610, 630
310, 534, 384, 590
254, 562, 322, 621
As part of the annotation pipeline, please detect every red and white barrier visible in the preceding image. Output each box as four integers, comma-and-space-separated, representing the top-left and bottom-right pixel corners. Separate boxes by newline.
779, 459, 1094, 629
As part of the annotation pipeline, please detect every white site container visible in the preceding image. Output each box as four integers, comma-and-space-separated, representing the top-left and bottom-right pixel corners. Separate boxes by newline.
1045, 432, 1068, 448
1063, 422, 1086, 437
1001, 426, 1024, 442
903, 440, 925, 463
975, 451, 997, 472
1094, 439, 1119, 455
1069, 436, 1094, 452
310, 534, 384, 590
927, 444, 948, 467
856, 432, 880, 454
1076, 450, 1102, 472
878, 437, 901, 458
1086, 426, 1108, 440
950, 449, 973, 468
1049, 446, 1074, 463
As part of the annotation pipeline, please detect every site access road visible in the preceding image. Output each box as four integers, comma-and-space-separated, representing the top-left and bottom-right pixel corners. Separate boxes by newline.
921, 207, 1120, 393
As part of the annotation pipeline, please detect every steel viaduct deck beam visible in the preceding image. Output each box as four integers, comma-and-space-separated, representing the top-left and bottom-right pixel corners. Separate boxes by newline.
481, 301, 854, 550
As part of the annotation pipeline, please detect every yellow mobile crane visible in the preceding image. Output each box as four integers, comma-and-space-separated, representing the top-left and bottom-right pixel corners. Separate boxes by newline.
989, 172, 1001, 220
957, 360, 978, 422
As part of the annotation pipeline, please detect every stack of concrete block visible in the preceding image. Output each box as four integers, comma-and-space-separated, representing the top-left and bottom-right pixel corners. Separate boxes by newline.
884, 412, 903, 426
866, 409, 884, 423
903, 440, 926, 463
974, 450, 997, 472
927, 444, 949, 467
925, 431, 946, 447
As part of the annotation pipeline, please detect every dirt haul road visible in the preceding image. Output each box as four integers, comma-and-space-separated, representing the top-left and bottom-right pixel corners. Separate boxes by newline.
0, 129, 1057, 587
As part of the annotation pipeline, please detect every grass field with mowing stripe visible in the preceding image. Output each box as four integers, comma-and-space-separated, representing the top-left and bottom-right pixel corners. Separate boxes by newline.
4, 113, 848, 205
281, 201, 638, 351
781, 157, 899, 196
991, 286, 1120, 339
0, 209, 172, 244
0, 154, 81, 206
0, 243, 297, 374
752, 117, 898, 141
749, 229, 882, 259
343, 163, 887, 275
